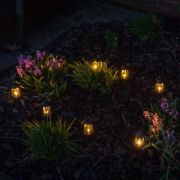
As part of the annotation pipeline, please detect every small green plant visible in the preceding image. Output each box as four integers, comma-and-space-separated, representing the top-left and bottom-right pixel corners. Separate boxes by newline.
22, 119, 79, 161
131, 15, 161, 41
16, 52, 67, 101
103, 30, 118, 50
70, 60, 118, 95
143, 98, 180, 179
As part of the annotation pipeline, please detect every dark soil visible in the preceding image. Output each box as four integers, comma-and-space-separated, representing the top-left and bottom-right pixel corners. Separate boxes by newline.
0, 20, 180, 180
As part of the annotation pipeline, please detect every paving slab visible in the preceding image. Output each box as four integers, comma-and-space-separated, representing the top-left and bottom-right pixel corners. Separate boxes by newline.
0, 0, 139, 72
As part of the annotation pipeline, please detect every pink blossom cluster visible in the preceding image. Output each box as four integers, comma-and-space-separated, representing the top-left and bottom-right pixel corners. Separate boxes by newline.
143, 111, 163, 132
47, 57, 65, 70
16, 51, 65, 78
16, 52, 44, 77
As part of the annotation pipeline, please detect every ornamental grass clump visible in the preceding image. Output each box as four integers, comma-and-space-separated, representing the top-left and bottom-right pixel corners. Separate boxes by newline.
22, 119, 79, 161
71, 61, 118, 95
103, 30, 118, 50
16, 51, 67, 100
131, 15, 161, 41
143, 98, 180, 179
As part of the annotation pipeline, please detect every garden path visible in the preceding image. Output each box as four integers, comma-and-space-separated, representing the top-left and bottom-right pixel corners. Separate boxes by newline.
0, 0, 139, 72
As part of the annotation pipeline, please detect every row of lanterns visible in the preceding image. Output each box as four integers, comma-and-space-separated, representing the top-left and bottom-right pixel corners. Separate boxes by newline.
10, 61, 165, 149
91, 61, 165, 93
42, 106, 94, 136
10, 90, 95, 136
11, 61, 165, 100
10, 87, 155, 149
91, 60, 130, 80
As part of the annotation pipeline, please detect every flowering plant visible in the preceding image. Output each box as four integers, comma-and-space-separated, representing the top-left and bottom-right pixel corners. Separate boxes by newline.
16, 51, 67, 100
143, 98, 180, 179
71, 60, 118, 95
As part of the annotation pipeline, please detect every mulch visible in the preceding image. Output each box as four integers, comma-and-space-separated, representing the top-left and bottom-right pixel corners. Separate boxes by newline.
0, 19, 180, 180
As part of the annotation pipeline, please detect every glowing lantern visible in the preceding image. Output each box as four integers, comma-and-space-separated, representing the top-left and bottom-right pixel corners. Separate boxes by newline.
82, 118, 94, 136
42, 106, 51, 117
91, 61, 106, 72
134, 134, 145, 149
11, 87, 21, 99
120, 69, 129, 80
91, 61, 99, 72
99, 61, 106, 70
83, 123, 94, 135
155, 82, 164, 93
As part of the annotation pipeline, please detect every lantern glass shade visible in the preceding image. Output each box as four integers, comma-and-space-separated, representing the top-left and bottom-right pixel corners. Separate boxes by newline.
120, 69, 129, 80
83, 123, 94, 136
42, 106, 51, 116
91, 61, 106, 72
134, 136, 145, 148
155, 82, 164, 93
91, 61, 99, 71
99, 61, 106, 70
11, 87, 21, 98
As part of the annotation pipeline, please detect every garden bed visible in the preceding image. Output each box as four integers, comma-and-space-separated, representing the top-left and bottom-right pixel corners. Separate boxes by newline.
0, 17, 180, 180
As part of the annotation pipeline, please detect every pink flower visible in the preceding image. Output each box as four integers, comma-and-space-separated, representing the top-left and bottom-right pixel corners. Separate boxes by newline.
57, 58, 65, 68
36, 51, 46, 60
17, 55, 24, 65
152, 113, 162, 132
34, 66, 42, 77
24, 59, 35, 70
143, 111, 151, 120
143, 111, 163, 132
16, 65, 24, 77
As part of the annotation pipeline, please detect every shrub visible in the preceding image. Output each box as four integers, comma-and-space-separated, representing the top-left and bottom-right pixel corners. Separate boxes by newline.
16, 52, 67, 101
22, 119, 79, 161
143, 98, 180, 179
103, 30, 118, 50
70, 61, 118, 95
131, 15, 161, 41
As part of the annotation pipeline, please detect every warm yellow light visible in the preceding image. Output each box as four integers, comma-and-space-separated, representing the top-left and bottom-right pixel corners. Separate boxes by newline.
42, 106, 51, 117
91, 61, 106, 72
134, 137, 145, 148
83, 123, 94, 136
11, 87, 21, 98
91, 61, 99, 71
121, 69, 129, 80
155, 83, 164, 93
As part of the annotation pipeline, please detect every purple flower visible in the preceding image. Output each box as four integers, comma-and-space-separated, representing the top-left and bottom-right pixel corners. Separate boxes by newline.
17, 55, 24, 65
34, 66, 42, 77
165, 129, 176, 145
160, 98, 169, 113
16, 65, 24, 77
169, 109, 179, 120
36, 51, 46, 60
47, 57, 65, 70
57, 58, 65, 67
47, 60, 56, 70
24, 59, 35, 70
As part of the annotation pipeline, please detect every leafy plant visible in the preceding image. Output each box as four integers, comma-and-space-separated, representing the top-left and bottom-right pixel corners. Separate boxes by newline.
16, 52, 67, 101
70, 60, 118, 95
103, 30, 118, 50
131, 15, 161, 41
143, 98, 180, 179
22, 118, 79, 161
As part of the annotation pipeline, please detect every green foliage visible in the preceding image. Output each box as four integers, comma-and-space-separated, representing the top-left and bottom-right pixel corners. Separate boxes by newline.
131, 15, 161, 41
70, 61, 118, 95
103, 30, 118, 50
143, 98, 180, 179
16, 53, 67, 101
22, 119, 79, 161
